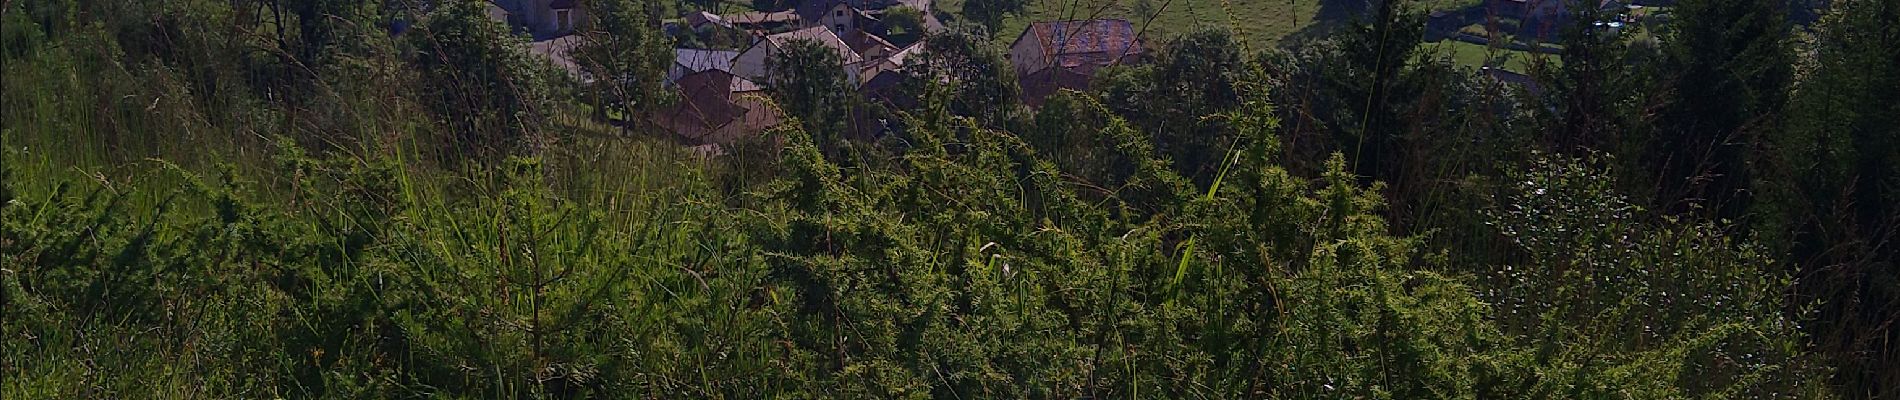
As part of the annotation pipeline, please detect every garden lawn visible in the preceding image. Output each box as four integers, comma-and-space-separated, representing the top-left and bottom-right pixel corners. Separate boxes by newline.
1420, 39, 1556, 73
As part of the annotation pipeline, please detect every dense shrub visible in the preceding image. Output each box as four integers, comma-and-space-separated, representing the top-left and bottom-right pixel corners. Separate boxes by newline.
0, 0, 1868, 397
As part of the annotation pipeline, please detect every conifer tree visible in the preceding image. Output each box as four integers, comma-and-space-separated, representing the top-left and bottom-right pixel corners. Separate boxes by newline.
409, 0, 556, 155
1653, 0, 1793, 219
1151, 29, 1246, 181
1765, 0, 1900, 395
1535, 0, 1649, 155
770, 39, 854, 158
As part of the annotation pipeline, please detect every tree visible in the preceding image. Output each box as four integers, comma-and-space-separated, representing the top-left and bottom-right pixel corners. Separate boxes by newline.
286, 0, 375, 66
1531, 0, 1650, 155
1331, 0, 1426, 182
961, 0, 1025, 34
1029, 92, 1186, 217
1651, 0, 1793, 220
574, 0, 676, 132
1258, 2, 1524, 255
701, 25, 755, 50
1, 0, 59, 59
1149, 29, 1247, 181
1255, 0, 1426, 180
770, 39, 854, 158
881, 6, 926, 46
1484, 153, 1827, 398
409, 0, 556, 156
906, 28, 1020, 128
1762, 0, 1900, 395
0, 133, 10, 210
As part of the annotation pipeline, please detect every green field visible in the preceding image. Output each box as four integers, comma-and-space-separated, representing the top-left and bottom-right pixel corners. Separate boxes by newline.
1420, 39, 1556, 73
936, 0, 1495, 52
940, 0, 1324, 49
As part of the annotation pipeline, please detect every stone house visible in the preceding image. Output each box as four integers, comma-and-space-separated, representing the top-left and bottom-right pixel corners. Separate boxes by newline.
1008, 19, 1145, 106
491, 0, 588, 39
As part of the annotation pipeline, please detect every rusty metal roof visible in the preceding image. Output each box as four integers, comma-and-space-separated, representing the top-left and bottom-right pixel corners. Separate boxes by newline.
1027, 19, 1142, 58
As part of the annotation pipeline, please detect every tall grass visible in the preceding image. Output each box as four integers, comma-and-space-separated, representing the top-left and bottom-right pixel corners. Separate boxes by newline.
0, 3, 773, 396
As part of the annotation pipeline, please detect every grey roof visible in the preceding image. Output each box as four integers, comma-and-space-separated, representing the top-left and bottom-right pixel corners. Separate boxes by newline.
675, 49, 739, 73
485, 2, 512, 24
886, 41, 923, 65
919, 12, 946, 33
765, 26, 863, 64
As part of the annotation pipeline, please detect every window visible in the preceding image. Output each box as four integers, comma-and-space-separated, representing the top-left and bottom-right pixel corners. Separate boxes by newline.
835, 24, 846, 32
557, 10, 572, 32
836, 10, 846, 17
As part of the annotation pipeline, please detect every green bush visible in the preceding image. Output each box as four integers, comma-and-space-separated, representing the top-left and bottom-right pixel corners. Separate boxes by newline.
0, 0, 1852, 398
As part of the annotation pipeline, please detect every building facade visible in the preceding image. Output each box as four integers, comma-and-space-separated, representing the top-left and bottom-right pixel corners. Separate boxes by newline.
492, 0, 588, 38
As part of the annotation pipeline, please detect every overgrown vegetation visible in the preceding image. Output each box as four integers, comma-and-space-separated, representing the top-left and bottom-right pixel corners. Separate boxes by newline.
4, 0, 1896, 398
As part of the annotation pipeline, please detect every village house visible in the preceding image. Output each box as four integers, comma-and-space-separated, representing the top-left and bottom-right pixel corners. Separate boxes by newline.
669, 48, 741, 84
684, 10, 733, 31
731, 26, 867, 84
654, 2, 929, 145
485, 3, 514, 25
1492, 0, 1565, 22
652, 69, 783, 147
1008, 19, 1145, 106
812, 1, 884, 35
839, 29, 901, 65
854, 40, 921, 85
491, 0, 588, 39
795, 0, 945, 34
1489, 0, 1624, 38
725, 10, 803, 32
856, 42, 923, 108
